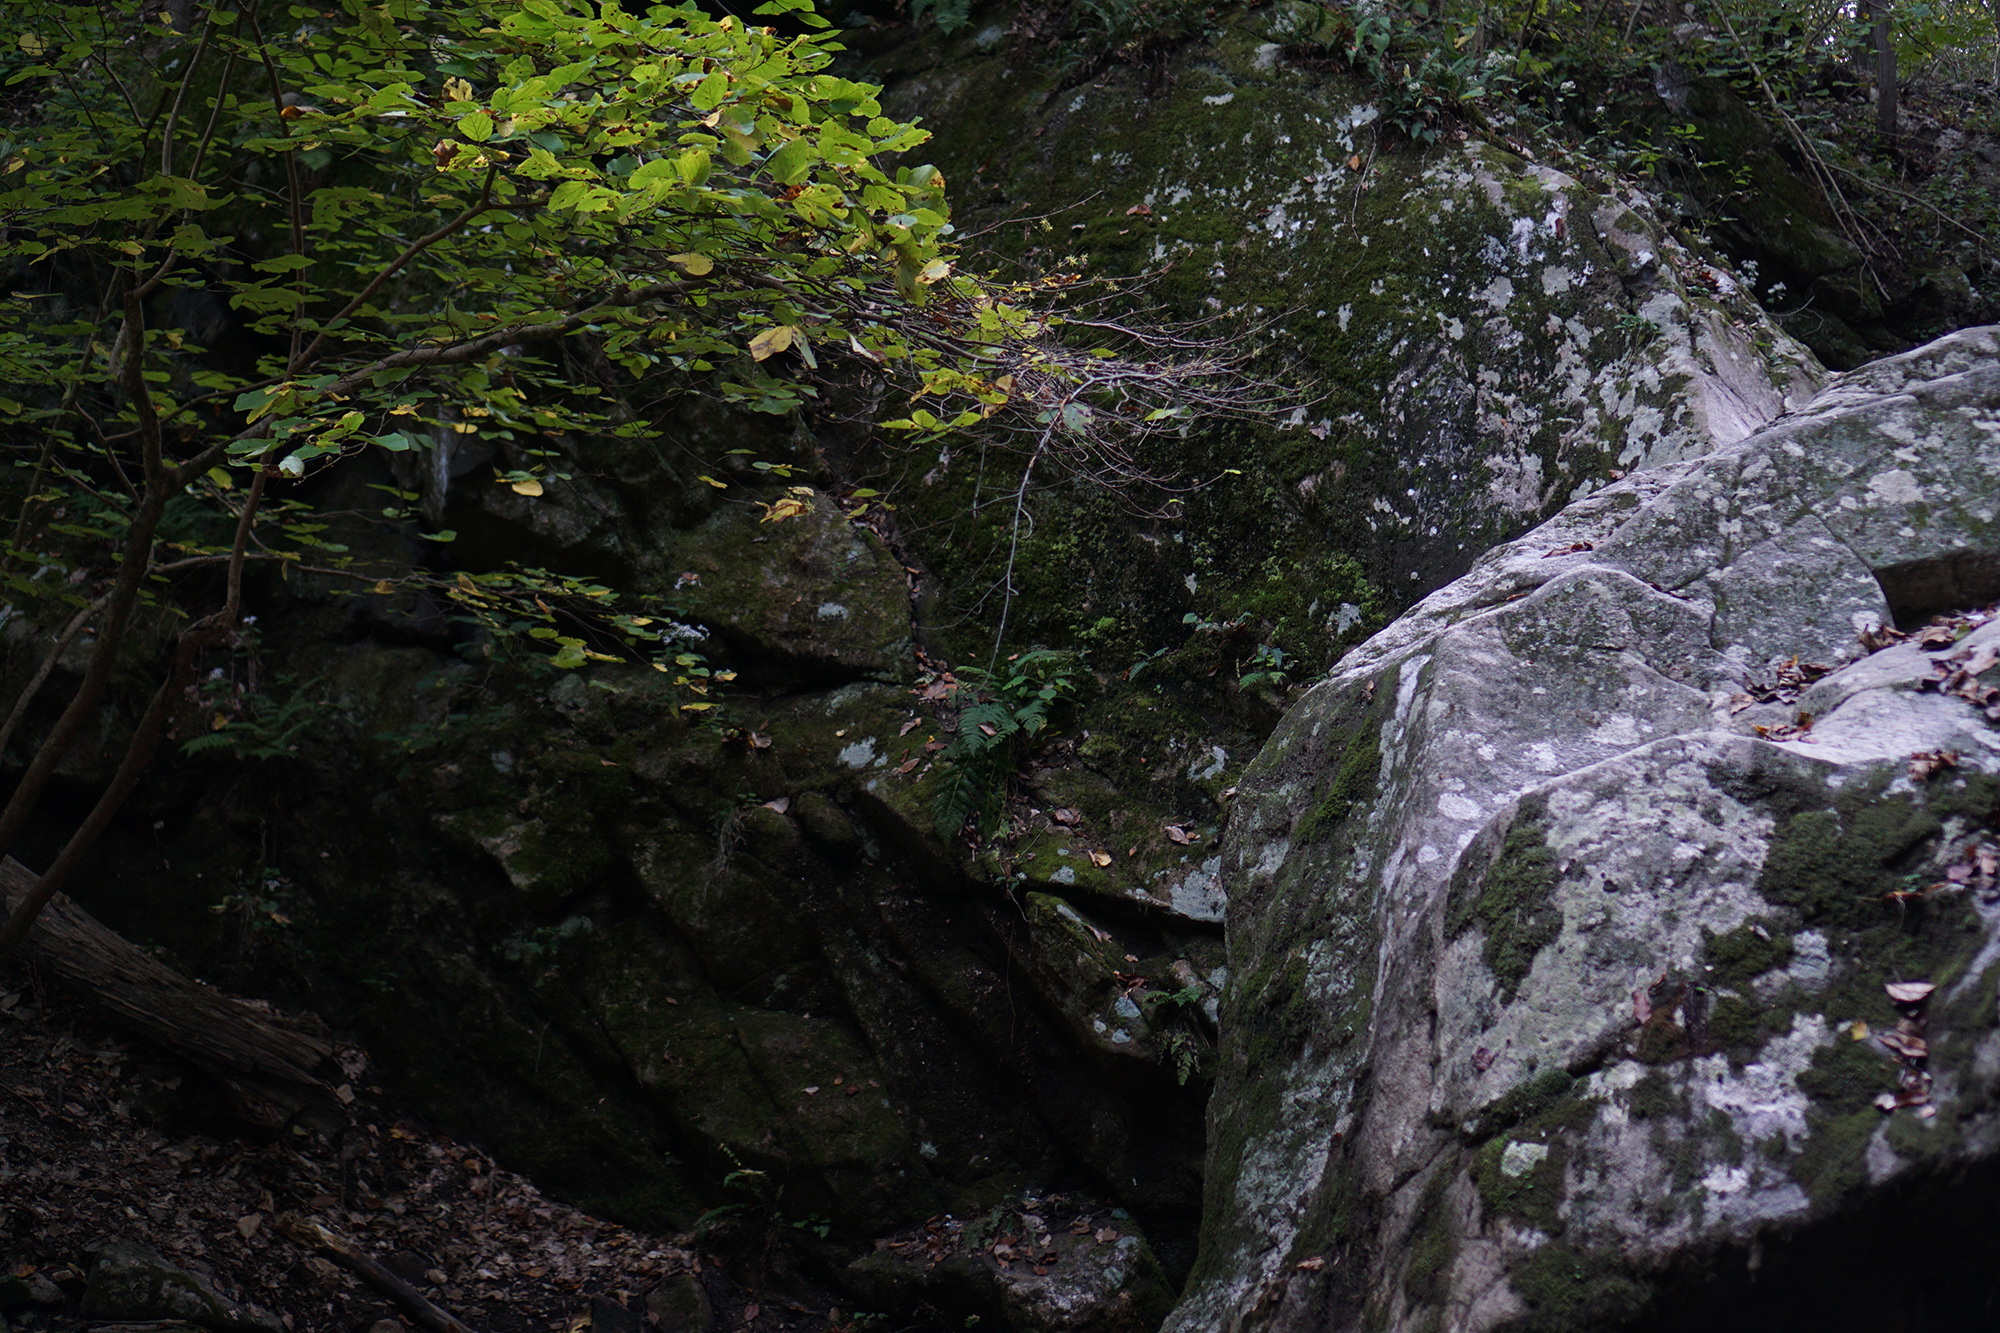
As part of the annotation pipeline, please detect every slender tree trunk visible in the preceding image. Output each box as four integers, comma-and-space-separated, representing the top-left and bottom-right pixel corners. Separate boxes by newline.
1868, 0, 1897, 136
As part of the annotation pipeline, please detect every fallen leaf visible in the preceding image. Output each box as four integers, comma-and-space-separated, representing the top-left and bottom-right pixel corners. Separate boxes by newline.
1095, 1228, 1119, 1244
978, 722, 997, 737
1124, 203, 1152, 216
509, 477, 544, 497
1164, 823, 1197, 845
760, 797, 790, 813
1850, 1020, 1870, 1041
748, 733, 773, 750
236, 1213, 263, 1239
1296, 1256, 1327, 1271
1347, 153, 1362, 170
803, 1086, 819, 1095
1877, 1029, 1928, 1060
1051, 807, 1081, 826
1089, 850, 1112, 867
898, 758, 920, 775
1542, 540, 1594, 557
743, 1303, 759, 1321
900, 718, 921, 736
1908, 749, 1960, 780
1885, 981, 1935, 1005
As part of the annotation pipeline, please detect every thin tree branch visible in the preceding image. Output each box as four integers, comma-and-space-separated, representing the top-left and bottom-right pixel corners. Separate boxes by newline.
0, 592, 112, 762
292, 165, 502, 376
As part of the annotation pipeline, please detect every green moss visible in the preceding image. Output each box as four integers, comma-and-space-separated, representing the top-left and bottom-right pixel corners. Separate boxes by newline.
1402, 1165, 1459, 1305
1451, 802, 1564, 1002
1472, 1133, 1565, 1233
1702, 921, 1794, 988
1755, 787, 1942, 930
1788, 1107, 1879, 1204
1703, 993, 1765, 1053
1507, 1245, 1650, 1332
1468, 1067, 1580, 1140
1796, 1037, 1897, 1114
1296, 720, 1382, 842
1625, 1069, 1687, 1121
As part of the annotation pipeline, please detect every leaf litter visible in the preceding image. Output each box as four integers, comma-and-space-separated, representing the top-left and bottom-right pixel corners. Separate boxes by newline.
0, 982, 867, 1333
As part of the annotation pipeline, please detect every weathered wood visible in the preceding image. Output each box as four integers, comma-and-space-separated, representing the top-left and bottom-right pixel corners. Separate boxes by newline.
0, 857, 334, 1103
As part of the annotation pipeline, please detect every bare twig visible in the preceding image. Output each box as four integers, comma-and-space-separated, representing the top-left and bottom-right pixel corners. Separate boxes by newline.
0, 591, 112, 761
276, 1215, 482, 1333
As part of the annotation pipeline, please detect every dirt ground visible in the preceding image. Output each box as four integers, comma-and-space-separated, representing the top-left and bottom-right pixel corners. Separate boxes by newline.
0, 965, 885, 1333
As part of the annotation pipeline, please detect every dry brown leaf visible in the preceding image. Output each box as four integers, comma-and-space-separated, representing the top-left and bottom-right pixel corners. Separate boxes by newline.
760, 797, 790, 813
1885, 981, 1935, 1005
1877, 1029, 1928, 1060
1296, 1256, 1327, 1271
1089, 850, 1112, 868
899, 718, 921, 736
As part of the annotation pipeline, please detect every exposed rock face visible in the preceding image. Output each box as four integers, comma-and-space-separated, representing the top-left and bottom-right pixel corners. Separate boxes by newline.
868, 15, 1824, 620
1182, 327, 2000, 1331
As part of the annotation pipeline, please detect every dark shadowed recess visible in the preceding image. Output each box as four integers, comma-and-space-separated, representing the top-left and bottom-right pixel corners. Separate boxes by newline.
1630, 1152, 2000, 1333
1877, 550, 2000, 628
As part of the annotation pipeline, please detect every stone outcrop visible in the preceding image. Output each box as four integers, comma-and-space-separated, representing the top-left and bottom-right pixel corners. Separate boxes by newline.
1180, 326, 2000, 1331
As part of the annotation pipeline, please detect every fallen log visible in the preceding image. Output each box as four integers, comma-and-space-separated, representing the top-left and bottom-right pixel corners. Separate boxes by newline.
0, 856, 335, 1120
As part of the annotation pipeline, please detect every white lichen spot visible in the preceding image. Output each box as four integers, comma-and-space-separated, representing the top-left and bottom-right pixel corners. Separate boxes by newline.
815, 601, 849, 620
1438, 792, 1482, 821
1188, 745, 1228, 781
1864, 469, 1924, 505
1500, 1141, 1549, 1177
1202, 92, 1235, 106
837, 738, 877, 768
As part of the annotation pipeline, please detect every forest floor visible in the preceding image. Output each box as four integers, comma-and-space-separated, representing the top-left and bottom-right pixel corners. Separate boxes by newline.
0, 967, 872, 1333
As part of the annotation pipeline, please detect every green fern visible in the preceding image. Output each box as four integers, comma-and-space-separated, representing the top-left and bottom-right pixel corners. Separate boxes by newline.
911, 0, 973, 34
928, 651, 1077, 836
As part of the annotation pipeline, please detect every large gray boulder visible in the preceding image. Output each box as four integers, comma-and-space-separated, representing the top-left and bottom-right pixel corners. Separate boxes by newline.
1181, 326, 2000, 1331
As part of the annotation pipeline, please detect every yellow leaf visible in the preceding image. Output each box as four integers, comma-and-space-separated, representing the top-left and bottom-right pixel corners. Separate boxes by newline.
456, 572, 477, 595
626, 617, 653, 626
372, 580, 396, 595
18, 33, 46, 56
681, 701, 718, 711
748, 325, 797, 361
758, 487, 815, 524
697, 474, 728, 489
3, 156, 23, 175
1090, 850, 1112, 867
667, 252, 713, 276
211, 714, 230, 731
916, 258, 952, 285
206, 467, 234, 490
510, 478, 544, 496
444, 77, 474, 102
